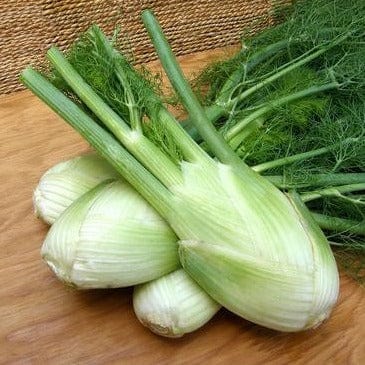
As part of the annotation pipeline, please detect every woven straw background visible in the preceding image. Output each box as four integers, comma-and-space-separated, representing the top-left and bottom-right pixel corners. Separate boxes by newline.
0, 0, 291, 94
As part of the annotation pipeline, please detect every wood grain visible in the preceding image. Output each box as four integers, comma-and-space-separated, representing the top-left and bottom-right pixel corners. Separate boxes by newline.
1, 49, 364, 365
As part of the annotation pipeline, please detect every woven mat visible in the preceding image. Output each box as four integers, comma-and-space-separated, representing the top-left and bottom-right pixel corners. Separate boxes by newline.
0, 0, 291, 94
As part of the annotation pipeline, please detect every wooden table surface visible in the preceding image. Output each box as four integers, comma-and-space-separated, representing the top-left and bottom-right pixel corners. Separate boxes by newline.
1, 49, 365, 365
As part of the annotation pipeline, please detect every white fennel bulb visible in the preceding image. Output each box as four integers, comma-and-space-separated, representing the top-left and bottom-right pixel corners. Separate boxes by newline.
34, 153, 118, 224
133, 269, 220, 337
41, 180, 179, 288
169, 162, 339, 332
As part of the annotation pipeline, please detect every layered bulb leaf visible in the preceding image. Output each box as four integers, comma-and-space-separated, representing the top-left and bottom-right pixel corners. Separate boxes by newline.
41, 179, 179, 288
133, 269, 220, 337
34, 153, 118, 224
170, 161, 339, 332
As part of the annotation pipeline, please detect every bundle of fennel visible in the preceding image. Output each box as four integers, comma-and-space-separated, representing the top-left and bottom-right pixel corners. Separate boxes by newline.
22, 0, 364, 338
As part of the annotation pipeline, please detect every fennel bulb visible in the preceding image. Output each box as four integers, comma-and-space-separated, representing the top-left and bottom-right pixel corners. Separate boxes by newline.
34, 153, 118, 224
41, 180, 179, 288
134, 269, 220, 337
167, 161, 339, 331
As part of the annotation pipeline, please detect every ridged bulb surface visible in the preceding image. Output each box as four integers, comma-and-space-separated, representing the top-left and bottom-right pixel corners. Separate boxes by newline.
41, 180, 179, 288
33, 153, 118, 224
133, 269, 220, 337
168, 161, 339, 331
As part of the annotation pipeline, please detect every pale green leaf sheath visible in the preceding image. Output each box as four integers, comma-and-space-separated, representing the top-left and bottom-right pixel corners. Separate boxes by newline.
41, 180, 179, 288
34, 153, 118, 224
133, 269, 220, 338
175, 162, 339, 332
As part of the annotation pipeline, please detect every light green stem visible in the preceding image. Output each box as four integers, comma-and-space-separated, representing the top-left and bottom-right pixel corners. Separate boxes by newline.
266, 173, 365, 189
228, 117, 265, 151
252, 137, 357, 173
142, 10, 246, 169
47, 47, 182, 188
20, 68, 174, 218
157, 108, 211, 163
225, 82, 339, 142
214, 41, 290, 106
301, 183, 365, 203
312, 213, 365, 236
225, 33, 348, 109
